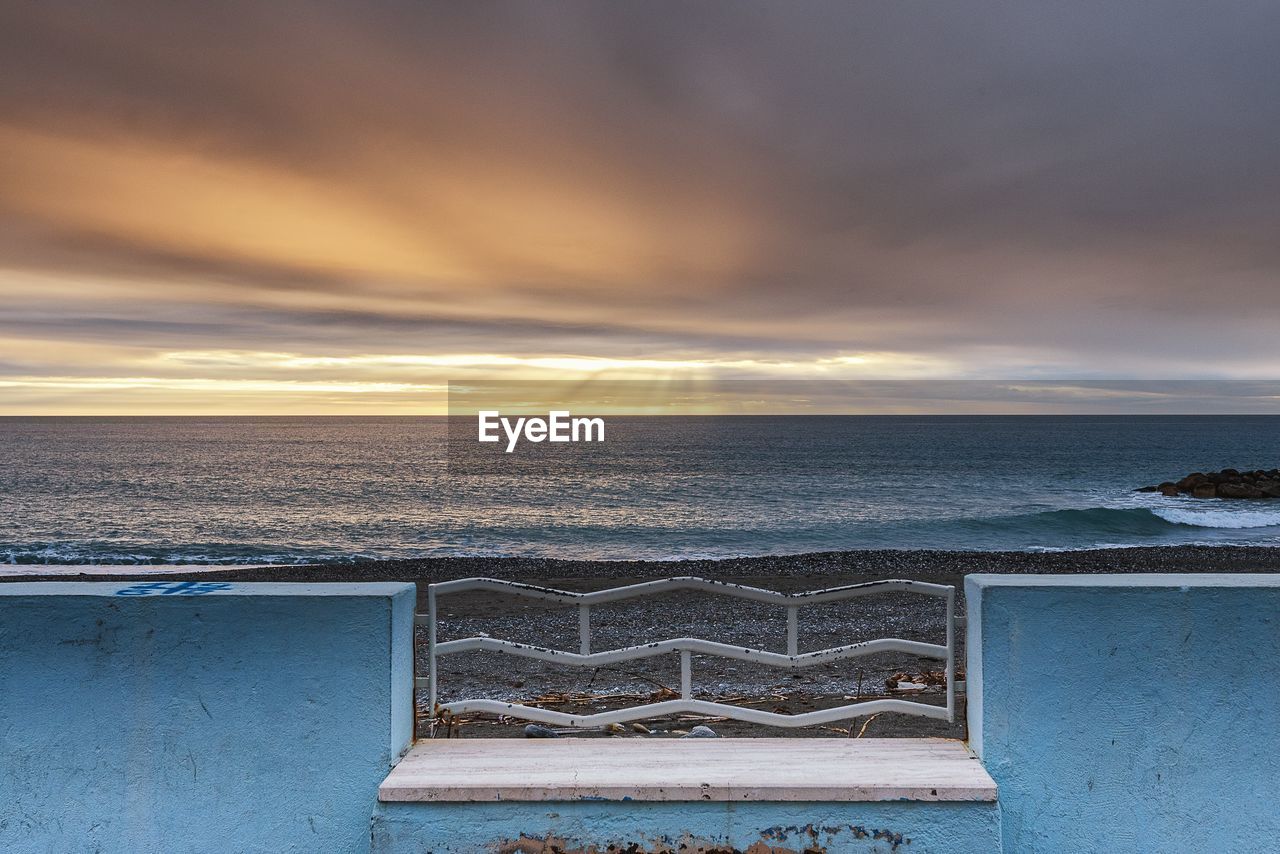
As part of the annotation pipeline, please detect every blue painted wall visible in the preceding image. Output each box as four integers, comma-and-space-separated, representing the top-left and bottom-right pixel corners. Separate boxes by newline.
10, 573, 1279, 853
0, 581, 414, 854
371, 800, 1002, 853
967, 573, 1280, 853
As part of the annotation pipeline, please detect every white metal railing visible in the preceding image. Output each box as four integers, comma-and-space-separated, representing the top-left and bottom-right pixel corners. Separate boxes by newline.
416, 576, 956, 728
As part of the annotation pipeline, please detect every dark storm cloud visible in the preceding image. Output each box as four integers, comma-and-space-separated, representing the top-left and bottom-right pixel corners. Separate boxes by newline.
1, 1, 1279, 412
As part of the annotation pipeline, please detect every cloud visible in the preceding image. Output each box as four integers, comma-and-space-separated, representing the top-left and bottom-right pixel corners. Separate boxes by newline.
0, 1, 1278, 411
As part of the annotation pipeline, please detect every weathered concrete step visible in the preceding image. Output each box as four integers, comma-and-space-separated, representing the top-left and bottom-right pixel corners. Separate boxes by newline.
379, 737, 995, 802
371, 738, 1001, 853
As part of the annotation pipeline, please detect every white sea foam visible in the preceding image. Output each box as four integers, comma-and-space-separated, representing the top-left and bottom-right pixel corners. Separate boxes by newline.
1150, 507, 1280, 529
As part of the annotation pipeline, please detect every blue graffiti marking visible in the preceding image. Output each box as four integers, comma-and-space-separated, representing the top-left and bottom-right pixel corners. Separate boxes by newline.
115, 581, 233, 596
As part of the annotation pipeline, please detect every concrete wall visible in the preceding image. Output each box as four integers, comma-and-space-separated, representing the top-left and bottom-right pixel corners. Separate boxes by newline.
371, 800, 1002, 853
967, 573, 1280, 854
0, 581, 414, 854
10, 573, 1279, 853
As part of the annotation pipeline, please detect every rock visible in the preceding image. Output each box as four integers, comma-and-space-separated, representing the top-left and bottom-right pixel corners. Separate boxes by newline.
681, 725, 719, 738
604, 722, 627, 735
889, 680, 928, 693
524, 724, 560, 738
631, 723, 651, 734
1217, 483, 1266, 499
1150, 469, 1280, 499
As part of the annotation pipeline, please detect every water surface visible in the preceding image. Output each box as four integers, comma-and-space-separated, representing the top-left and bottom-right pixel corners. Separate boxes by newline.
3, 416, 1278, 564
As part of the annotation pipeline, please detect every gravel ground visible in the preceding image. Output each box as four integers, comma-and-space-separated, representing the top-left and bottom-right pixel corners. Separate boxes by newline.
55, 544, 1276, 584
12, 545, 1280, 739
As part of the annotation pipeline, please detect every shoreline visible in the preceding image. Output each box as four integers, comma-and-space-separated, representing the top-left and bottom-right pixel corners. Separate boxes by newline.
6, 543, 1277, 583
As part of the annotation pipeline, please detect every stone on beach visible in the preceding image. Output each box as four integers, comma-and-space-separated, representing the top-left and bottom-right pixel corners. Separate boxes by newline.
523, 724, 559, 738
681, 725, 719, 738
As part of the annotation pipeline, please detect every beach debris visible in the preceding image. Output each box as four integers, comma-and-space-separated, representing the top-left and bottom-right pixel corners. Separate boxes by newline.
524, 724, 560, 738
854, 714, 881, 738
670, 729, 690, 736
1137, 468, 1280, 499
630, 722, 651, 734
681, 725, 719, 738
604, 722, 627, 735
917, 669, 950, 687
430, 706, 461, 738
649, 686, 679, 702
886, 673, 927, 693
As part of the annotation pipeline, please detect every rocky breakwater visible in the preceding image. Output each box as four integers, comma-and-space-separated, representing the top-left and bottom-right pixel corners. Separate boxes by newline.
1138, 469, 1280, 499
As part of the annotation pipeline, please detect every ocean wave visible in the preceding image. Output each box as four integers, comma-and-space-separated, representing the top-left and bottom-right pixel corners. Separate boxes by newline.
1148, 507, 1280, 529
960, 505, 1280, 535
0, 541, 366, 566
947, 506, 1172, 539
869, 505, 1280, 553
4, 504, 1279, 565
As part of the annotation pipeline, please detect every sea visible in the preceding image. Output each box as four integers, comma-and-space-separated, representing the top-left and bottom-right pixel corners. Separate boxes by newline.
2, 415, 1279, 566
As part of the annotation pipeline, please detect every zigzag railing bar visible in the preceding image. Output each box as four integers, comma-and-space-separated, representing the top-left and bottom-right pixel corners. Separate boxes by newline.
420, 576, 956, 728
418, 636, 946, 671
416, 576, 952, 616
437, 697, 951, 728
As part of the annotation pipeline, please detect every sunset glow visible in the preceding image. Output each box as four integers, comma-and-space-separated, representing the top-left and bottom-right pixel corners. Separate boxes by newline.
2, 3, 1279, 413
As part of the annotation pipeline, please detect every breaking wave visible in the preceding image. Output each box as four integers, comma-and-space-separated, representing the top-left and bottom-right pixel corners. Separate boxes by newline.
1148, 506, 1280, 529
909, 504, 1280, 550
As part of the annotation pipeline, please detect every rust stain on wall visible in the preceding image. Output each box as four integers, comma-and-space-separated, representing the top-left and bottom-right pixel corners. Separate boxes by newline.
490, 823, 910, 853
492, 837, 800, 854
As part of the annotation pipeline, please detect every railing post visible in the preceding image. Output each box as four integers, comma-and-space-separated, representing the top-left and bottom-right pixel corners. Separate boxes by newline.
427, 584, 438, 720
945, 586, 955, 723
680, 649, 692, 699
786, 605, 799, 656
579, 603, 591, 655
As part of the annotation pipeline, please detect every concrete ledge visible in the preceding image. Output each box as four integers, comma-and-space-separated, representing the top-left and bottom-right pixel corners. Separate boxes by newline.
379, 738, 996, 802
965, 572, 1280, 589
0, 580, 415, 854
967, 572, 1280, 853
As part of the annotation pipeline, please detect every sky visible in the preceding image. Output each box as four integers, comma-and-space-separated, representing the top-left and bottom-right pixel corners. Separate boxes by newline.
1, 1, 1279, 414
